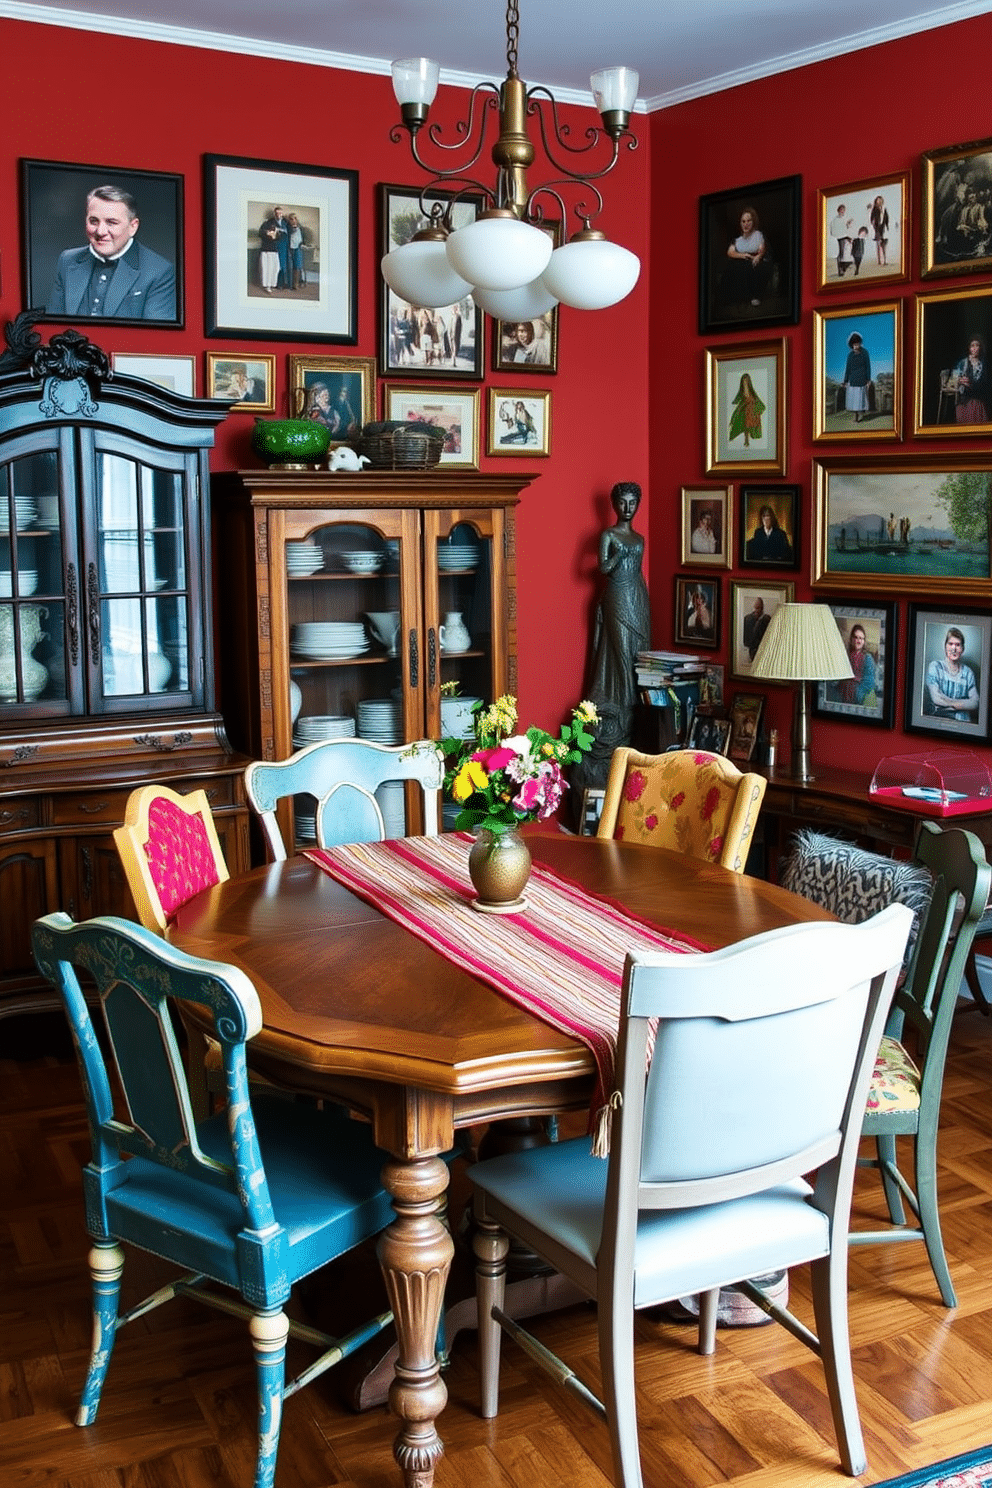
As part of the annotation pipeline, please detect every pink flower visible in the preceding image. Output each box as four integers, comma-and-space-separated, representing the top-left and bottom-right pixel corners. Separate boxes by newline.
513, 776, 544, 813
671, 791, 685, 810
473, 745, 519, 771
624, 770, 647, 802
645, 813, 658, 831
702, 786, 721, 822
709, 835, 723, 859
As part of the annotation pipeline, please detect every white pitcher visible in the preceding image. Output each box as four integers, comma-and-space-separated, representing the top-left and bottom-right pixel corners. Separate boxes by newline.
0, 603, 49, 703
439, 611, 470, 653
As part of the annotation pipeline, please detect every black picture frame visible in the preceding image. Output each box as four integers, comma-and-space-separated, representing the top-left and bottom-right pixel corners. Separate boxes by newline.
686, 712, 731, 754
699, 174, 801, 335
378, 183, 483, 379
812, 600, 897, 729
674, 575, 720, 650
203, 154, 357, 342
20, 158, 184, 328
904, 603, 992, 742
739, 484, 799, 569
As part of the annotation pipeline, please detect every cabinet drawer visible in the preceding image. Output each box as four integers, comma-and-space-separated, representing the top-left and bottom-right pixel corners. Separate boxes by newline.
0, 797, 42, 836
51, 775, 241, 828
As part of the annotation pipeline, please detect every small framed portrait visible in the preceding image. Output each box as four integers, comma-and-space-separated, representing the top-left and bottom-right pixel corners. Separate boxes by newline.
739, 484, 799, 569
680, 485, 732, 568
487, 389, 551, 456
727, 693, 765, 762
111, 353, 196, 397
686, 711, 731, 754
705, 340, 787, 477
813, 302, 902, 441
812, 601, 897, 729
914, 284, 992, 436
379, 183, 483, 379
383, 383, 480, 469
203, 154, 357, 342
674, 575, 720, 650
20, 158, 183, 327
493, 310, 558, 373
698, 174, 801, 335
816, 173, 909, 290
287, 354, 376, 443
922, 139, 992, 279
730, 579, 794, 680
904, 604, 992, 742
205, 352, 275, 411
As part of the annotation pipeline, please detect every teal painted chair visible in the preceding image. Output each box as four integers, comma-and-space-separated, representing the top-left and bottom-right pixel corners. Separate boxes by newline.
31, 911, 400, 1488
468, 908, 912, 1488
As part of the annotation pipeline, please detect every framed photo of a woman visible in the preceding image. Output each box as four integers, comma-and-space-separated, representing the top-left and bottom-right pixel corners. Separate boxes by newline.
914, 285, 992, 436
813, 303, 902, 442
674, 576, 720, 650
812, 601, 896, 729
705, 340, 787, 477
287, 354, 376, 444
739, 484, 798, 568
680, 485, 732, 569
698, 175, 801, 334
487, 389, 551, 455
904, 605, 992, 742
816, 173, 909, 290
922, 138, 992, 279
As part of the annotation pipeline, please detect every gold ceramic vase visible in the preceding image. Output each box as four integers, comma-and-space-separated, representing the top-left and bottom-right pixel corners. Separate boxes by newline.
468, 827, 532, 912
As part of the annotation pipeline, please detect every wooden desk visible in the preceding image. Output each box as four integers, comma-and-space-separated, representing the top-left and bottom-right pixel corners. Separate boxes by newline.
169, 830, 831, 1488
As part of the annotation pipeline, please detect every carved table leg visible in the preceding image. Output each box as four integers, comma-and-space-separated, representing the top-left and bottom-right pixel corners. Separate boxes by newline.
378, 1152, 454, 1488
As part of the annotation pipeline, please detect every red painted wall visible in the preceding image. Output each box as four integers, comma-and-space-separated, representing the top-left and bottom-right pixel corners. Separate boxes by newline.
0, 18, 651, 735
648, 12, 992, 775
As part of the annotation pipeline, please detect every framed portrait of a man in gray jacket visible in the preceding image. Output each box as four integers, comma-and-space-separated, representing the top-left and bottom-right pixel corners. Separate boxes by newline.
21, 159, 183, 327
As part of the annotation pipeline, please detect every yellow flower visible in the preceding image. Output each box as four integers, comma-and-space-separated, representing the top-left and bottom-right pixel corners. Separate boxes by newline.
453, 759, 489, 802
575, 699, 599, 725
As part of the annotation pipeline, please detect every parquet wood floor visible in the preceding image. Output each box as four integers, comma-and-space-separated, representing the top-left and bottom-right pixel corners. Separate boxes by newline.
3, 1004, 992, 1488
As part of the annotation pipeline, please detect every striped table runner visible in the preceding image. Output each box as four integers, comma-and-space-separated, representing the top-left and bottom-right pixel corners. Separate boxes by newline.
304, 834, 707, 1148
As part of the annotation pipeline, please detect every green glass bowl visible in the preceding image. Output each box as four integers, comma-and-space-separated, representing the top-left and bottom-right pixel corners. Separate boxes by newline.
252, 418, 331, 467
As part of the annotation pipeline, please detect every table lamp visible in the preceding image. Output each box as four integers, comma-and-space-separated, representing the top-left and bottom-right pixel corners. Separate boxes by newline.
750, 602, 853, 783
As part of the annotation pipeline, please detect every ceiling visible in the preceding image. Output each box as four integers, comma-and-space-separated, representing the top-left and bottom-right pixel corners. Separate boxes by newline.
6, 0, 992, 108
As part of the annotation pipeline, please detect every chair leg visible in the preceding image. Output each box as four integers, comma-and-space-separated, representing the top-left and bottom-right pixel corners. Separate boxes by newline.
250, 1307, 290, 1488
914, 1132, 957, 1308
598, 1297, 644, 1488
876, 1134, 905, 1224
78, 1241, 125, 1425
473, 1213, 509, 1419
697, 1288, 719, 1354
808, 1250, 866, 1477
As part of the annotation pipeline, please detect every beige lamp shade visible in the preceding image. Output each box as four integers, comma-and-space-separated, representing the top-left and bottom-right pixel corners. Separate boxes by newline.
751, 603, 854, 682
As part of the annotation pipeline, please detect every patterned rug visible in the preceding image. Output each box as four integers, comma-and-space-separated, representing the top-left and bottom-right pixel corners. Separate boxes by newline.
875, 1448, 992, 1488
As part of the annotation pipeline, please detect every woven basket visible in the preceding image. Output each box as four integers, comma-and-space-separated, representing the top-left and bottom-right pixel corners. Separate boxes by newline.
356, 420, 445, 471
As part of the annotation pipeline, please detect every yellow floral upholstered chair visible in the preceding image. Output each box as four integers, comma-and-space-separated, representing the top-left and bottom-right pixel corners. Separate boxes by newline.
597, 747, 766, 874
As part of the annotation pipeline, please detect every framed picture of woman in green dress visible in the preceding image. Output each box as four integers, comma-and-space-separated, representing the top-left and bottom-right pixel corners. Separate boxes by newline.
705, 340, 787, 477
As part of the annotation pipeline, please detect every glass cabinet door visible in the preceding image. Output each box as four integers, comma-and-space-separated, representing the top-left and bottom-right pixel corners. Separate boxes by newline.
0, 441, 72, 713
424, 509, 504, 736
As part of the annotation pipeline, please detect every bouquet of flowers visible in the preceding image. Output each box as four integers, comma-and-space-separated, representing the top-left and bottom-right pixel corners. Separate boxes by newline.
439, 692, 599, 835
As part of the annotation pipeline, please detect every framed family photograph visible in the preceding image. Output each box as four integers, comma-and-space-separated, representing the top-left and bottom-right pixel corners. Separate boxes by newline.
914, 284, 992, 435
812, 600, 897, 729
21, 158, 183, 327
205, 353, 275, 410
730, 578, 794, 680
686, 712, 731, 753
739, 484, 798, 568
705, 339, 787, 476
812, 302, 902, 441
922, 138, 992, 278
812, 454, 992, 598
904, 603, 992, 742
487, 389, 551, 456
816, 173, 909, 290
203, 154, 357, 342
680, 485, 732, 568
674, 575, 720, 650
384, 383, 480, 469
379, 183, 483, 379
287, 354, 375, 442
111, 353, 196, 397
727, 692, 765, 761
698, 174, 801, 334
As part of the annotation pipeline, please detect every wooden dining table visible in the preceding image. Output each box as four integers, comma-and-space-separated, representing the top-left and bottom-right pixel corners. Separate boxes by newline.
168, 827, 832, 1488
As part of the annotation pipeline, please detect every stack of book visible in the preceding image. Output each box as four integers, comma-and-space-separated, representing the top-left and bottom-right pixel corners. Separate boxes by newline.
635, 650, 709, 701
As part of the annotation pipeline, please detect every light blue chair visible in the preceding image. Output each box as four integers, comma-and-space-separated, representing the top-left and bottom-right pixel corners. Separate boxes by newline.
31, 911, 400, 1488
469, 907, 912, 1488
244, 737, 444, 860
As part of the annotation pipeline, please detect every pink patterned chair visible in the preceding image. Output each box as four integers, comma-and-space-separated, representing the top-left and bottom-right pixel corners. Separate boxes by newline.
114, 784, 229, 933
596, 747, 766, 874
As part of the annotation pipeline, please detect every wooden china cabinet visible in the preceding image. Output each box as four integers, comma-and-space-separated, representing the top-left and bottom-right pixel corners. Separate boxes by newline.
0, 321, 250, 1019
213, 467, 535, 856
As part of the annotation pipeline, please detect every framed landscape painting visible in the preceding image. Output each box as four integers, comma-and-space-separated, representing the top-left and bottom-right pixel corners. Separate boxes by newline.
812, 600, 896, 729
816, 172, 909, 290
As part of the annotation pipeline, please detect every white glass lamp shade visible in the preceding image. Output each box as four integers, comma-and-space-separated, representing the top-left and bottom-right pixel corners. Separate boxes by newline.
751, 604, 854, 682
445, 217, 553, 292
541, 237, 640, 310
471, 279, 559, 318
590, 66, 639, 115
381, 239, 472, 309
391, 57, 440, 108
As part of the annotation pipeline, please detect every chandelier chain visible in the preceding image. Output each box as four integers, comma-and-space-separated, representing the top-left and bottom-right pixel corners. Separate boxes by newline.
505, 0, 519, 76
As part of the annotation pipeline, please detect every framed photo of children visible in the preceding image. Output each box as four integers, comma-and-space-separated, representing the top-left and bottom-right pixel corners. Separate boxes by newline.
739, 484, 799, 569
812, 601, 897, 729
812, 302, 902, 442
921, 138, 992, 279
705, 340, 787, 477
914, 284, 992, 436
904, 604, 992, 742
674, 576, 720, 650
487, 389, 551, 455
816, 173, 909, 290
680, 485, 732, 568
698, 174, 801, 334
287, 354, 376, 444
730, 579, 794, 680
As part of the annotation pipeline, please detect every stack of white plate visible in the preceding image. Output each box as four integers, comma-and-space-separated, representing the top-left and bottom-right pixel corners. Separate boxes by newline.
437, 541, 480, 573
290, 621, 369, 659
292, 713, 356, 749
35, 495, 60, 529
0, 570, 37, 597
339, 550, 384, 574
294, 800, 317, 843
356, 697, 402, 743
376, 781, 407, 839
1, 496, 38, 532
286, 541, 324, 576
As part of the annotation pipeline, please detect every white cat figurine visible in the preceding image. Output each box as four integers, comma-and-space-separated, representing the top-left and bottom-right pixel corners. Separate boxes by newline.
328, 447, 371, 472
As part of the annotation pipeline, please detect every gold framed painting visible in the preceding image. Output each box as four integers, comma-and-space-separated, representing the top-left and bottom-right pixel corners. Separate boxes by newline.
816, 172, 910, 290
383, 383, 480, 469
487, 388, 551, 456
730, 578, 794, 680
705, 339, 787, 477
680, 484, 732, 568
914, 284, 992, 436
812, 302, 902, 442
921, 137, 992, 279
286, 354, 376, 445
205, 352, 275, 411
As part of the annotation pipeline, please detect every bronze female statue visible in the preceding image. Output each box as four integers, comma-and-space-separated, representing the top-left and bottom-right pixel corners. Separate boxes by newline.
587, 480, 650, 726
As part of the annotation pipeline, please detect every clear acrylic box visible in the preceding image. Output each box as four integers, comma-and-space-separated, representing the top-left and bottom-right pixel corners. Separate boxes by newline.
869, 749, 992, 817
